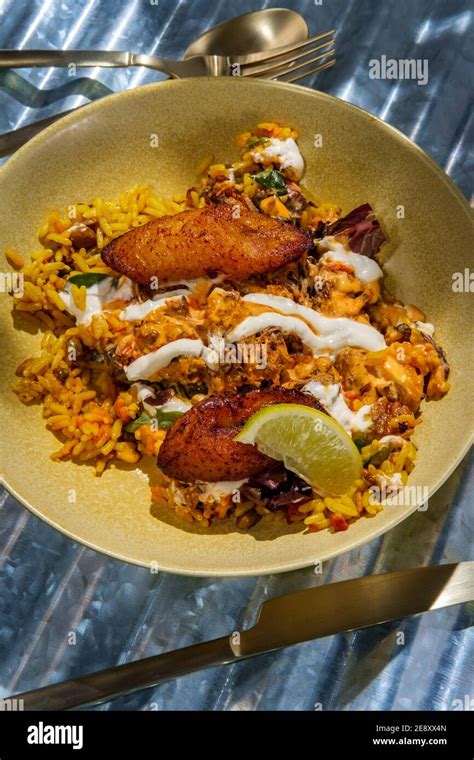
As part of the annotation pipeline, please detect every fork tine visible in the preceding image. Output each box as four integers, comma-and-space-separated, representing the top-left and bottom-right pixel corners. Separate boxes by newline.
249, 45, 336, 81
276, 57, 336, 84
241, 37, 335, 78
236, 28, 336, 67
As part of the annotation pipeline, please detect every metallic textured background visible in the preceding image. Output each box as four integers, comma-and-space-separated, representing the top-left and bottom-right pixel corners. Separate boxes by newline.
0, 0, 472, 711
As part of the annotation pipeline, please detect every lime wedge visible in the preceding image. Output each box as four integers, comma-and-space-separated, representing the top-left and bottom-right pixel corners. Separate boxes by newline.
235, 403, 362, 496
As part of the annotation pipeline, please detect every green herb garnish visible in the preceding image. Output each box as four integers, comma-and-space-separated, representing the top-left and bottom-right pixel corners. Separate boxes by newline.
155, 409, 183, 429
67, 272, 111, 288
125, 412, 154, 433
246, 137, 269, 149
363, 446, 391, 467
252, 169, 287, 195
125, 408, 183, 433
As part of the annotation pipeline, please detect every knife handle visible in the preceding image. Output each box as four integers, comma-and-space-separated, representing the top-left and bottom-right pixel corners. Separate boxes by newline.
0, 49, 133, 69
14, 636, 237, 711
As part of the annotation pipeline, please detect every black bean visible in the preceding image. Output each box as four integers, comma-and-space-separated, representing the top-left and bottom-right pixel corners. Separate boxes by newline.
53, 368, 69, 382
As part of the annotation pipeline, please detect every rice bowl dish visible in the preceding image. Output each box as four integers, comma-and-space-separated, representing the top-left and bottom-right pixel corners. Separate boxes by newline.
7, 121, 451, 536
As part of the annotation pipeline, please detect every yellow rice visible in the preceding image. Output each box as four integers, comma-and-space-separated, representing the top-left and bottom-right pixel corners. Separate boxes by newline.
6, 126, 436, 533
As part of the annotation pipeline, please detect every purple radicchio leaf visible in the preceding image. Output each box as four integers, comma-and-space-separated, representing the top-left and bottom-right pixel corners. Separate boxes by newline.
267, 486, 313, 511
247, 465, 313, 518
247, 465, 290, 492
324, 203, 386, 257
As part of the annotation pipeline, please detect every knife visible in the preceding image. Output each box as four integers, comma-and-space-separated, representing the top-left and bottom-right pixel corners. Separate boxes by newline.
11, 562, 473, 710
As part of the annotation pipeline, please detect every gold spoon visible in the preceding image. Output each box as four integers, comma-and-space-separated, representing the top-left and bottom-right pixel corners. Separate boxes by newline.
184, 8, 308, 57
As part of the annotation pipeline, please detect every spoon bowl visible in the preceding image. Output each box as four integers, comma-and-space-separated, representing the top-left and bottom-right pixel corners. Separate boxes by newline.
184, 8, 308, 58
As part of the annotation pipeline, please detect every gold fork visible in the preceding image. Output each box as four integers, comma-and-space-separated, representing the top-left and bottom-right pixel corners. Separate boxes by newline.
0, 29, 335, 83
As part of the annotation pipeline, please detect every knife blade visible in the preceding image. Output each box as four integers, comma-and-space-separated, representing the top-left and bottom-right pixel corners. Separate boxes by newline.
11, 562, 473, 710
237, 561, 474, 656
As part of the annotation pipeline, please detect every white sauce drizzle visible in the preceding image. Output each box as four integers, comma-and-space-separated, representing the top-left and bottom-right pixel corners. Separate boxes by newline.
375, 472, 404, 489
319, 237, 383, 283
251, 137, 304, 180
61, 275, 134, 325
378, 435, 405, 448
413, 320, 435, 336
303, 381, 373, 434
227, 313, 323, 354
198, 479, 248, 503
132, 383, 191, 415
120, 289, 188, 321
125, 339, 204, 381
125, 338, 217, 381
240, 293, 385, 354
160, 398, 193, 413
